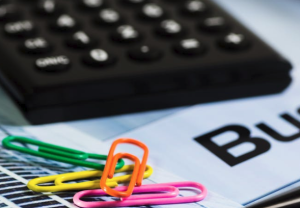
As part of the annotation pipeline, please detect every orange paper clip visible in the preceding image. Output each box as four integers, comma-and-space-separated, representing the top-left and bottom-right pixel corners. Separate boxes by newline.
100, 138, 149, 198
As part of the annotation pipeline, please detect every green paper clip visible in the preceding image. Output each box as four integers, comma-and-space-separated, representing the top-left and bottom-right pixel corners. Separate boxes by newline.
2, 136, 125, 170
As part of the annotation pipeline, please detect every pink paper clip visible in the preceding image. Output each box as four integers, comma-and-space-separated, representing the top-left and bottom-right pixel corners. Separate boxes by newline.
73, 181, 207, 208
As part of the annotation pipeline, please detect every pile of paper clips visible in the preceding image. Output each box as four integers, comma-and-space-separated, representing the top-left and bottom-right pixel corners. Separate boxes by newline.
2, 136, 207, 207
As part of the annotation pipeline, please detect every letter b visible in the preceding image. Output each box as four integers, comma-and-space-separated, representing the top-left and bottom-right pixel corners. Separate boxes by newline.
194, 125, 271, 166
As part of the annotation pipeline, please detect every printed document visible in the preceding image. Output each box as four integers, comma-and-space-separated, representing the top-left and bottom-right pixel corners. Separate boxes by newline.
0, 125, 243, 208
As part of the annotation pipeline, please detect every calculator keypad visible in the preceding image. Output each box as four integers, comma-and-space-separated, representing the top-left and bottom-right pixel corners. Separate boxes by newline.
0, 0, 291, 124
0, 0, 256, 79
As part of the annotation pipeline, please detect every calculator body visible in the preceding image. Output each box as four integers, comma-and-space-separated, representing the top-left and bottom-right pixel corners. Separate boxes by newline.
0, 0, 292, 124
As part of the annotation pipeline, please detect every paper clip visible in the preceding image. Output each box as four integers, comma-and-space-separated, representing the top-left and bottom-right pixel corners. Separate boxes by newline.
73, 181, 207, 208
27, 165, 153, 192
2, 136, 125, 170
100, 138, 149, 198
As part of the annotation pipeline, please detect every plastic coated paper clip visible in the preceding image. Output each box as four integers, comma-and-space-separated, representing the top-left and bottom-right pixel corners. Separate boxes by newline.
27, 165, 153, 192
73, 181, 207, 208
2, 136, 125, 170
100, 138, 149, 198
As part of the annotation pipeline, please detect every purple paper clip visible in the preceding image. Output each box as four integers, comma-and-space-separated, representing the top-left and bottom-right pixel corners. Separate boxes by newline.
73, 181, 207, 208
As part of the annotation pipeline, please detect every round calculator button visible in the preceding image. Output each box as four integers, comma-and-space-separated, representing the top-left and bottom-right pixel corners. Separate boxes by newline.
35, 55, 70, 72
79, 0, 106, 11
173, 38, 206, 56
120, 0, 148, 7
181, 0, 209, 17
162, 0, 181, 3
50, 14, 79, 32
128, 45, 162, 62
20, 37, 52, 54
94, 9, 122, 27
4, 20, 36, 38
217, 33, 251, 51
35, 0, 63, 16
198, 16, 229, 33
83, 49, 115, 67
111, 25, 142, 43
66, 31, 96, 49
0, 4, 21, 22
139, 3, 166, 21
0, 0, 9, 5
155, 19, 185, 38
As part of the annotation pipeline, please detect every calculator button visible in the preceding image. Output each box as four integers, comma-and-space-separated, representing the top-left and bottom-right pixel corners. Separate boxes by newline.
4, 20, 36, 37
50, 14, 79, 32
35, 55, 70, 72
94, 9, 122, 27
139, 3, 166, 21
111, 25, 142, 43
0, 0, 9, 5
156, 19, 185, 38
121, 0, 148, 7
128, 45, 162, 62
217, 33, 250, 51
79, 0, 106, 11
83, 49, 115, 67
162, 0, 181, 3
35, 0, 63, 16
198, 16, 229, 33
0, 4, 21, 22
20, 37, 52, 54
173, 38, 206, 56
181, 0, 209, 17
66, 31, 96, 49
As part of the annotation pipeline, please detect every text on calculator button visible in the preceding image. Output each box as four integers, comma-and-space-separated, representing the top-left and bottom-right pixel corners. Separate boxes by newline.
94, 8, 122, 26
20, 37, 52, 54
35, 55, 70, 72
181, 0, 209, 17
111, 25, 142, 43
66, 31, 96, 49
173, 38, 206, 56
35, 0, 64, 16
128, 45, 162, 62
139, 3, 166, 21
198, 16, 229, 33
50, 14, 79, 32
4, 20, 36, 37
155, 19, 185, 38
0, 4, 21, 22
83, 49, 116, 67
217, 33, 251, 51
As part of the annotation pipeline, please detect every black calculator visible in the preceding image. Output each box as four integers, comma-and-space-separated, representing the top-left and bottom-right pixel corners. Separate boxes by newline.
0, 0, 292, 124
